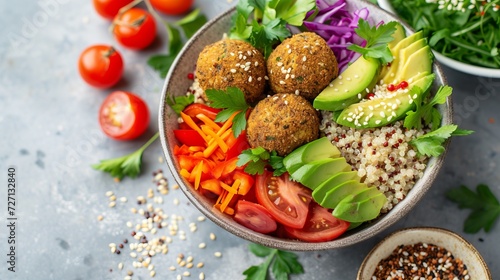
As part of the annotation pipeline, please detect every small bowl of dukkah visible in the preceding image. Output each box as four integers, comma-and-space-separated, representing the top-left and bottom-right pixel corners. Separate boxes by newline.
357, 227, 492, 279
159, 0, 469, 251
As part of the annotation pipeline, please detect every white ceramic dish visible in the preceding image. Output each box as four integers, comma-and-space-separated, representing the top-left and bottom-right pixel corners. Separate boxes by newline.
378, 0, 500, 78
159, 1, 452, 251
357, 227, 492, 279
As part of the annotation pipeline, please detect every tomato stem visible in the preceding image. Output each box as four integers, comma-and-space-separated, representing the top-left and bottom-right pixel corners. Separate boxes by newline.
109, 0, 144, 33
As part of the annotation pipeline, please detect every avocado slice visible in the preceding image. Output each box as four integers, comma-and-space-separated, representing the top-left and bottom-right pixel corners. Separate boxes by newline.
320, 180, 368, 209
313, 56, 380, 112
283, 137, 341, 174
336, 73, 435, 128
332, 187, 387, 223
382, 38, 428, 84
311, 171, 359, 203
388, 22, 406, 50
393, 45, 433, 84
290, 157, 351, 190
379, 31, 424, 80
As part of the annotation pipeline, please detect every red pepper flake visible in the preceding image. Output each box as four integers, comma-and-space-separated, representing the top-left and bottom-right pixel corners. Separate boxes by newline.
187, 73, 194, 80
387, 84, 396, 91
398, 80, 408, 89
366, 92, 375, 100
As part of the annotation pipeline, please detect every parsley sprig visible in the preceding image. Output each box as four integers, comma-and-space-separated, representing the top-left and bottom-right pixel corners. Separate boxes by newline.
446, 184, 500, 233
237, 147, 286, 176
409, 125, 473, 157
230, 0, 316, 58
205, 87, 250, 138
404, 85, 452, 130
243, 243, 304, 280
347, 18, 397, 64
92, 132, 159, 180
166, 92, 194, 115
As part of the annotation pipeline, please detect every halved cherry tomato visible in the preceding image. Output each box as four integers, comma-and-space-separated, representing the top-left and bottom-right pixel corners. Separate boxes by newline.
99, 91, 150, 140
113, 8, 156, 50
149, 0, 194, 15
183, 103, 220, 122
174, 129, 206, 146
93, 0, 133, 20
284, 203, 350, 242
78, 45, 123, 88
226, 130, 250, 160
255, 171, 312, 229
234, 200, 278, 234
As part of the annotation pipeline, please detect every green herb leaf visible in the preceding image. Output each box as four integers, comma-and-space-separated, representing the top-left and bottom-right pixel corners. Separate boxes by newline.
264, 0, 316, 26
92, 133, 159, 180
176, 9, 208, 39
237, 147, 270, 175
243, 243, 304, 280
250, 18, 291, 58
165, 93, 195, 115
347, 19, 397, 64
409, 124, 473, 157
205, 87, 250, 137
404, 85, 452, 130
446, 184, 500, 233
269, 151, 286, 176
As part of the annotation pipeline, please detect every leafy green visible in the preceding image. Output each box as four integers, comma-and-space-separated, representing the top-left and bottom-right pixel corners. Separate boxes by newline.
165, 93, 195, 115
148, 9, 208, 78
237, 147, 286, 176
446, 184, 500, 233
205, 87, 250, 137
409, 125, 473, 157
347, 19, 397, 64
404, 85, 453, 130
243, 243, 304, 280
229, 0, 315, 58
92, 133, 159, 180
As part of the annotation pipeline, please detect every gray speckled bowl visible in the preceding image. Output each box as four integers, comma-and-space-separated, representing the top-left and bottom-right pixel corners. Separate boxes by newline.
357, 227, 492, 279
159, 0, 452, 251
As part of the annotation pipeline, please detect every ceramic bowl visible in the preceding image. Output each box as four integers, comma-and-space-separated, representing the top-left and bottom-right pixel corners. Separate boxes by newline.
378, 0, 500, 78
357, 227, 492, 279
158, 1, 452, 251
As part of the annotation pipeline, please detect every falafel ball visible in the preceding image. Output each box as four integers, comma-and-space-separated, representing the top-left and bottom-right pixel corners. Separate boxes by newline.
267, 32, 339, 100
195, 39, 267, 104
246, 93, 320, 156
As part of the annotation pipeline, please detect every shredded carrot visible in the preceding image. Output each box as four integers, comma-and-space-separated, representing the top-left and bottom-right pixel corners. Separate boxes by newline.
220, 192, 235, 213
220, 182, 237, 194
196, 113, 221, 131
200, 179, 222, 195
180, 169, 190, 179
194, 161, 204, 190
202, 125, 228, 152
180, 112, 209, 142
188, 146, 204, 152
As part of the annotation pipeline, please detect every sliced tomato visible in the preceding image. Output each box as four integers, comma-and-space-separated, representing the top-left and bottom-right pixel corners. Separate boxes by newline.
173, 129, 206, 146
226, 130, 250, 160
284, 203, 350, 242
234, 200, 277, 234
183, 103, 220, 121
255, 172, 312, 229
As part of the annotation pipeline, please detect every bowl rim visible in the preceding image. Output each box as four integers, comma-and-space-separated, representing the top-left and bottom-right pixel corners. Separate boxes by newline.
356, 226, 492, 279
158, 1, 453, 251
377, 0, 500, 78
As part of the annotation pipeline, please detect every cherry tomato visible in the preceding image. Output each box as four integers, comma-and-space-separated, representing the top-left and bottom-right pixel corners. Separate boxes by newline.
93, 0, 133, 20
234, 200, 278, 234
183, 103, 220, 122
284, 203, 350, 242
113, 8, 156, 50
99, 91, 150, 140
78, 45, 123, 88
149, 0, 194, 15
255, 171, 312, 229
173, 130, 206, 146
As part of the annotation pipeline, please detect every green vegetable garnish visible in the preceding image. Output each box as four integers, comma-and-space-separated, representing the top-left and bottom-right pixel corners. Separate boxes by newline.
166, 92, 195, 115
404, 85, 452, 131
230, 0, 316, 58
347, 18, 397, 64
237, 147, 286, 176
446, 184, 500, 233
409, 124, 473, 157
243, 243, 304, 280
92, 132, 159, 180
205, 87, 250, 138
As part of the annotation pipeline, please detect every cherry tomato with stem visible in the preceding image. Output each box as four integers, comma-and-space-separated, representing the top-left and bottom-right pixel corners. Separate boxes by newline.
149, 0, 194, 15
78, 45, 124, 88
99, 91, 150, 140
113, 8, 156, 50
93, 0, 133, 20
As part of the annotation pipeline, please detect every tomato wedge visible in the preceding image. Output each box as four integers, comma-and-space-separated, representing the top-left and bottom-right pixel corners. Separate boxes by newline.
255, 171, 312, 229
173, 129, 206, 146
234, 200, 277, 234
284, 203, 350, 242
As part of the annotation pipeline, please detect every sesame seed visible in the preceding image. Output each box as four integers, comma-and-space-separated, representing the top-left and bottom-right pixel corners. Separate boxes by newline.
302, 56, 307, 62
248, 76, 253, 82
109, 201, 116, 208
279, 80, 285, 85
183, 272, 191, 277
198, 242, 206, 249
214, 252, 222, 257
105, 191, 114, 197
197, 262, 204, 268
199, 272, 205, 280
230, 69, 236, 73
97, 215, 104, 221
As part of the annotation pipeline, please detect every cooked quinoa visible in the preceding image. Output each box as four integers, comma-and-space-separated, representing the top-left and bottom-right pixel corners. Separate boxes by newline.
320, 111, 429, 213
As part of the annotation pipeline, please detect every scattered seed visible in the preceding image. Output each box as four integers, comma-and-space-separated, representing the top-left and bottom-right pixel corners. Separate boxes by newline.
209, 233, 216, 241
196, 262, 204, 268
183, 271, 191, 277
199, 272, 205, 280
97, 215, 104, 221
198, 243, 206, 249
214, 252, 222, 258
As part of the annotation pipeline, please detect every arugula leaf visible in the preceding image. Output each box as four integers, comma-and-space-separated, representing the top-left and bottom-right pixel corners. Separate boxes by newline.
243, 243, 304, 280
347, 19, 397, 64
409, 125, 473, 157
205, 87, 250, 137
92, 133, 159, 180
166, 92, 194, 115
404, 85, 453, 130
237, 148, 285, 176
446, 184, 500, 233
